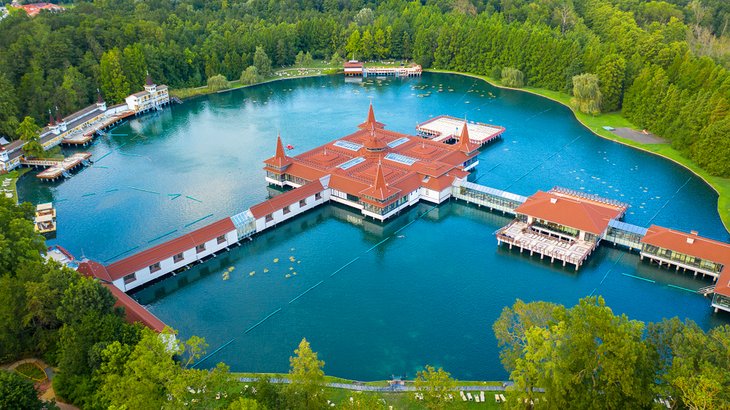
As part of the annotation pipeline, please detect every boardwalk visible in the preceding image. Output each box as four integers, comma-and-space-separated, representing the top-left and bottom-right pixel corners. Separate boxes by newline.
237, 377, 513, 392
22, 152, 92, 180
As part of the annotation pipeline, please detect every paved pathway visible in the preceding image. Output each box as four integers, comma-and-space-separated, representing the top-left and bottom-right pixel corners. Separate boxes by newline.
239, 377, 513, 392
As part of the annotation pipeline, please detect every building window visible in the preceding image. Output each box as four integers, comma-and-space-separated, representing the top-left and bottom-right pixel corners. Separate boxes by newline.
196, 243, 206, 254
265, 214, 273, 222
173, 252, 184, 263
123, 273, 136, 284
315, 192, 322, 200
149, 262, 161, 273
217, 234, 226, 244
299, 199, 307, 207
283, 206, 290, 215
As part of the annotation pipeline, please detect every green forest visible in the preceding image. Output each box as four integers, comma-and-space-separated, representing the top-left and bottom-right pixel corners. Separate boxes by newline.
0, 0, 728, 175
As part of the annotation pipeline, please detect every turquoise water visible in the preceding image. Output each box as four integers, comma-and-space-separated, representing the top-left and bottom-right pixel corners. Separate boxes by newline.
18, 73, 730, 380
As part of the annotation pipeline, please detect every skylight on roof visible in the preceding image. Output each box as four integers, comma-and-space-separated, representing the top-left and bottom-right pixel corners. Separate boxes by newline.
387, 137, 409, 148
384, 152, 418, 166
339, 157, 366, 170
333, 140, 363, 151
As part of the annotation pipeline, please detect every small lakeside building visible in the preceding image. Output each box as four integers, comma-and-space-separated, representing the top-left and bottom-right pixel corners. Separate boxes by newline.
496, 188, 628, 270
639, 225, 730, 314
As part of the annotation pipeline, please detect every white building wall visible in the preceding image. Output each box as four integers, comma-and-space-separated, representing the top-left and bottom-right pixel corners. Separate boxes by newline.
118, 228, 237, 291
254, 190, 329, 233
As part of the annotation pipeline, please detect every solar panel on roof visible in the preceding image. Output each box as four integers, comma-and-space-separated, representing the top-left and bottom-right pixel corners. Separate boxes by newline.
387, 137, 409, 148
339, 157, 366, 170
333, 140, 363, 151
384, 152, 418, 166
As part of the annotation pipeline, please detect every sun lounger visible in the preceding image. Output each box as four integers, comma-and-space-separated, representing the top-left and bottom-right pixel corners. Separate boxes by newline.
467, 392, 473, 401
461, 391, 467, 401
499, 394, 506, 402
495, 394, 501, 403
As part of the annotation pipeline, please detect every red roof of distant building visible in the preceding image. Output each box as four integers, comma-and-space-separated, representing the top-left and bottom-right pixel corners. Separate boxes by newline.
250, 180, 325, 219
104, 218, 235, 280
515, 190, 625, 235
344, 61, 364, 68
19, 2, 63, 16
103, 283, 166, 332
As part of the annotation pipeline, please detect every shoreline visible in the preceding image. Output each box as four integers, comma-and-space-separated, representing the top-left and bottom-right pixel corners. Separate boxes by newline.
171, 69, 335, 102
427, 69, 730, 235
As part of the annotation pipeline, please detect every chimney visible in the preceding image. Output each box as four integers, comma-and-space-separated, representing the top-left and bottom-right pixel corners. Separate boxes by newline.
550, 197, 558, 204
686, 237, 695, 245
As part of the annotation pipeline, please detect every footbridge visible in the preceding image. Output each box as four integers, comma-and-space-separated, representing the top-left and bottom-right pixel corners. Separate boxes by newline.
604, 219, 647, 251
451, 180, 527, 214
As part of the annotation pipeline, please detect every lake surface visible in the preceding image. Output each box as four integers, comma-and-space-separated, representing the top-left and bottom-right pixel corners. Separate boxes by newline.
18, 73, 730, 381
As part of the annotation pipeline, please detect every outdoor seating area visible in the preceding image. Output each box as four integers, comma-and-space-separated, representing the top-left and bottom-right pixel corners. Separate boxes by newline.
496, 220, 596, 269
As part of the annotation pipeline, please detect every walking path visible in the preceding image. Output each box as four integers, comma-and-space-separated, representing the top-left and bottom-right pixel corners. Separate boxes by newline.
3, 358, 79, 410
238, 377, 515, 392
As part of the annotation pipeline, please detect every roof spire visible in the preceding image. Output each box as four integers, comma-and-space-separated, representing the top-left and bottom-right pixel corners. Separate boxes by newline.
275, 132, 286, 160
55, 106, 62, 123
358, 101, 385, 130
459, 121, 472, 152
49, 109, 55, 126
97, 88, 103, 104
373, 161, 388, 195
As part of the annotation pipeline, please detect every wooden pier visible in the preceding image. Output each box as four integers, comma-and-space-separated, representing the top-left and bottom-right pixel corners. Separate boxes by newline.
63, 110, 135, 146
23, 152, 92, 180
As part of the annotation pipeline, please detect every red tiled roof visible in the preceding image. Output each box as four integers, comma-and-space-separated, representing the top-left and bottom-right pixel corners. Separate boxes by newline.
640, 225, 730, 297
264, 134, 293, 169
103, 283, 166, 332
250, 181, 325, 219
358, 103, 385, 130
515, 191, 624, 235
78, 260, 113, 282
360, 162, 399, 200
458, 122, 479, 154
641, 225, 730, 264
105, 218, 235, 280
344, 61, 364, 68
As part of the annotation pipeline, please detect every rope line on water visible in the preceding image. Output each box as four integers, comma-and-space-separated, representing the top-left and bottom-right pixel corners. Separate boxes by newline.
289, 281, 324, 304
646, 177, 691, 226
244, 308, 282, 334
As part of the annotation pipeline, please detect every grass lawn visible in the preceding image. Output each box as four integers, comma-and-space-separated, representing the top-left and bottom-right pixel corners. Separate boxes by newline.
429, 69, 730, 233
14, 362, 46, 382
0, 167, 31, 203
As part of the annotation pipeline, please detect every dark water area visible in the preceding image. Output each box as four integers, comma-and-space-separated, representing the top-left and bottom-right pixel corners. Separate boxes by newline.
18, 73, 730, 380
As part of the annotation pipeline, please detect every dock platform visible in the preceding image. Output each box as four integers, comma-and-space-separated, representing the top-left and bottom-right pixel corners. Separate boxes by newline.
417, 116, 505, 146
24, 152, 92, 180
63, 110, 135, 145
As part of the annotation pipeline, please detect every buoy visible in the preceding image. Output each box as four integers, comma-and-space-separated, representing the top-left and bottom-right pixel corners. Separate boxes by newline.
273, 258, 279, 263
297, 261, 301, 264
249, 271, 255, 276
263, 268, 269, 273
292, 272, 297, 275
222, 272, 230, 280
289, 267, 294, 270
286, 144, 294, 150
290, 248, 295, 251
228, 267, 235, 272
285, 274, 291, 278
